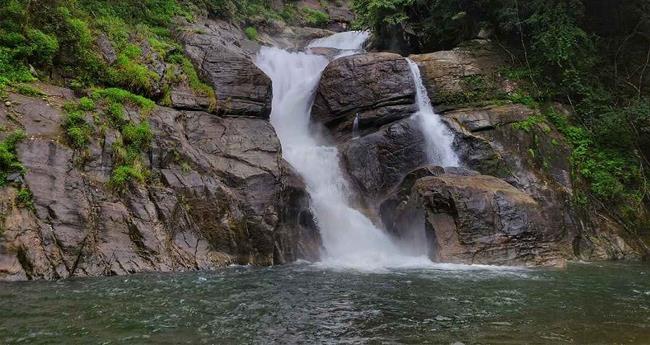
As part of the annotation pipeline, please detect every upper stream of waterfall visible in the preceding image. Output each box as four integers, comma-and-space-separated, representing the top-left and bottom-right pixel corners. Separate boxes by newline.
255, 32, 457, 271
407, 59, 460, 166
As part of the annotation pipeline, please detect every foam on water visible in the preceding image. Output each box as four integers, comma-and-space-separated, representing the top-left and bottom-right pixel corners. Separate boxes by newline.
307, 31, 370, 50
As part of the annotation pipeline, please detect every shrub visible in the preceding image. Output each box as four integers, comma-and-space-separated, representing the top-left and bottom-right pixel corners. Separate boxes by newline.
78, 97, 95, 111
16, 187, 34, 209
92, 88, 155, 112
244, 27, 258, 40
122, 122, 153, 151
0, 130, 26, 187
62, 110, 91, 149
303, 8, 329, 27
110, 163, 147, 191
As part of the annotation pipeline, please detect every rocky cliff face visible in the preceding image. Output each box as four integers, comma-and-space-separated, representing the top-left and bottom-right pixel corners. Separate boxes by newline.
0, 83, 320, 281
1, 9, 647, 280
310, 40, 648, 266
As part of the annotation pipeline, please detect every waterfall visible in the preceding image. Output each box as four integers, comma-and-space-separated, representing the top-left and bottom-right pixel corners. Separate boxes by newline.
255, 32, 431, 271
406, 59, 460, 167
352, 113, 360, 140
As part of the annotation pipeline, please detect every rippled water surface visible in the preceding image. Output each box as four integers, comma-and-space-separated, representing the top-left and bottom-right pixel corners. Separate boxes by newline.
1, 262, 649, 344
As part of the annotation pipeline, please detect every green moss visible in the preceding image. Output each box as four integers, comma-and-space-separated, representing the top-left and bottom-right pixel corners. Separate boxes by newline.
109, 163, 148, 191
78, 97, 95, 111
244, 27, 258, 41
180, 58, 217, 111
107, 102, 126, 126
122, 122, 153, 151
13, 83, 44, 97
92, 88, 155, 113
303, 8, 330, 27
16, 187, 34, 209
0, 130, 26, 187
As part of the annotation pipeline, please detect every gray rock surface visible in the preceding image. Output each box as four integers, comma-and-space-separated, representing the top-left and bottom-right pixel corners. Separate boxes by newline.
177, 19, 272, 117
0, 88, 319, 281
341, 117, 426, 200
312, 53, 417, 140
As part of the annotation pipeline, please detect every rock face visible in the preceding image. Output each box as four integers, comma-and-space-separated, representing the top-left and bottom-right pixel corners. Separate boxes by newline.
0, 86, 319, 281
409, 40, 513, 106
177, 19, 273, 117
341, 117, 426, 200
402, 40, 647, 261
312, 53, 417, 140
381, 166, 565, 266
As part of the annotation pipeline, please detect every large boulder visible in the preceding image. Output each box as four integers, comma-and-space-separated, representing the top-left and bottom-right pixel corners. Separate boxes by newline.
440, 103, 647, 260
381, 166, 566, 266
409, 40, 513, 107
341, 117, 427, 200
177, 19, 272, 117
312, 52, 417, 140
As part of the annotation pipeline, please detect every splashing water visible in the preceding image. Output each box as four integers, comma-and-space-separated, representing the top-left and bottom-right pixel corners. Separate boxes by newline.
255, 34, 431, 271
307, 31, 371, 50
406, 59, 460, 166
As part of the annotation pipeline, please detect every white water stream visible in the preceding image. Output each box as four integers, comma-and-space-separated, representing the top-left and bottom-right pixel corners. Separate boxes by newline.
407, 59, 460, 166
255, 32, 457, 271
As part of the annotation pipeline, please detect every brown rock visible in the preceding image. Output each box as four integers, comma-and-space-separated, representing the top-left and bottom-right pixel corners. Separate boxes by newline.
409, 40, 510, 106
381, 166, 566, 266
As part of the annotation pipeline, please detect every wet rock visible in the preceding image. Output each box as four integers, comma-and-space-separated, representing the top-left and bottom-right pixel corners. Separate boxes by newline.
381, 166, 566, 267
341, 117, 427, 200
312, 53, 417, 140
177, 19, 272, 117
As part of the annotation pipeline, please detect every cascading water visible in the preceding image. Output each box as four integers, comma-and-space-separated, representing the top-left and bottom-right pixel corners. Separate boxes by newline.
256, 32, 431, 271
352, 113, 360, 140
407, 59, 460, 167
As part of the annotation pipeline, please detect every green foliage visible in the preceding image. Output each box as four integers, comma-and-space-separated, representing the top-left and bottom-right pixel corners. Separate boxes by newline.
513, 115, 545, 132
107, 103, 126, 125
122, 122, 153, 151
109, 163, 147, 191
302, 8, 330, 27
78, 97, 95, 111
110, 121, 151, 192
244, 27, 258, 41
0, 130, 26, 187
92, 88, 155, 113
62, 109, 91, 149
13, 83, 44, 97
16, 187, 34, 209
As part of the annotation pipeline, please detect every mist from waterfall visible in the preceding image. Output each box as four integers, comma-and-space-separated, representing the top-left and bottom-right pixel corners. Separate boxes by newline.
406, 59, 460, 167
255, 32, 431, 271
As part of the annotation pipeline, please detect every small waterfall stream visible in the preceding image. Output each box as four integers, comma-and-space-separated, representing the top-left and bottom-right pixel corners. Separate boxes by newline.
406, 59, 460, 167
256, 32, 457, 270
